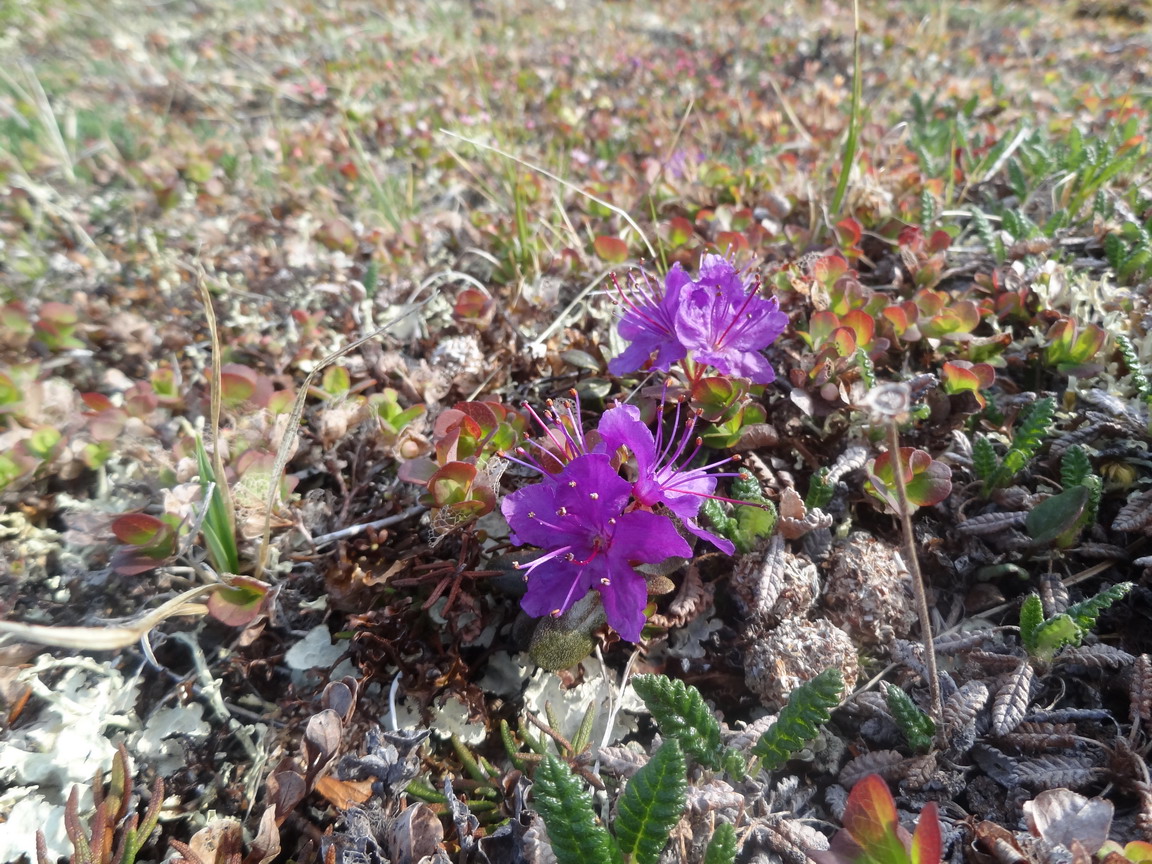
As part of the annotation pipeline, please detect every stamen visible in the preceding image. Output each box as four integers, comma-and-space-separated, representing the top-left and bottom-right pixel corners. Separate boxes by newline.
714, 275, 765, 349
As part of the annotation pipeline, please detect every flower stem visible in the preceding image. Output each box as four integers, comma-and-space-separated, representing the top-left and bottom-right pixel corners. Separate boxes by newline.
885, 420, 944, 747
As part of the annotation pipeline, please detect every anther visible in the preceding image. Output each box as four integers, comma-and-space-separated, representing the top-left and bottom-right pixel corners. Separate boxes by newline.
589, 492, 599, 500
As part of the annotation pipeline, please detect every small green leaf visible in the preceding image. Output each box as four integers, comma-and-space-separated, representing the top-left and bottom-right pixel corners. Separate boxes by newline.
883, 683, 935, 753
1031, 613, 1081, 661
1019, 594, 1044, 656
703, 822, 739, 864
614, 740, 687, 864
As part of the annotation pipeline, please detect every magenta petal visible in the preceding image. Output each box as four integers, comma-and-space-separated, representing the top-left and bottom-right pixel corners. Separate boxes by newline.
596, 563, 649, 642
521, 558, 595, 619
610, 510, 692, 562
596, 404, 656, 470
683, 519, 735, 555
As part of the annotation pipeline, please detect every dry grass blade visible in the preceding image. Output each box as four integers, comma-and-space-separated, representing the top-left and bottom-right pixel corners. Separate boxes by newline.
440, 128, 657, 261
0, 584, 215, 650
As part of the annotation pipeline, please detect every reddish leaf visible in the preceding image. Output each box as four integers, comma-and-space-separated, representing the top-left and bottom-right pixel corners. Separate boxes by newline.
836, 216, 863, 248
910, 802, 942, 864
207, 577, 270, 627
81, 392, 115, 412
665, 216, 695, 247
714, 231, 748, 254
841, 309, 875, 349
832, 326, 858, 358
842, 775, 908, 864
593, 235, 629, 263
112, 513, 171, 547
428, 462, 479, 508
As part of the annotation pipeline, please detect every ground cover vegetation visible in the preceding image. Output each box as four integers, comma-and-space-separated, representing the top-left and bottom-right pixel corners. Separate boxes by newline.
2, 0, 1152, 861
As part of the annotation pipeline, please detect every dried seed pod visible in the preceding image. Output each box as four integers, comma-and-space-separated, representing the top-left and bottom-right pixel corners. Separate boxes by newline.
822, 533, 917, 647
992, 660, 1034, 736
743, 617, 859, 708
996, 721, 1077, 753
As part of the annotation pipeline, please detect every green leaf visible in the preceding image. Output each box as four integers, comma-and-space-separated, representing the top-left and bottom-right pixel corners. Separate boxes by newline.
1019, 594, 1044, 656
752, 668, 843, 770
1032, 613, 1082, 661
972, 434, 998, 483
1064, 582, 1133, 632
806, 468, 835, 510
1061, 445, 1092, 489
1026, 486, 1090, 545
614, 740, 687, 864
883, 683, 935, 753
987, 396, 1055, 493
631, 674, 736, 774
533, 756, 620, 864
194, 436, 240, 575
703, 823, 739, 864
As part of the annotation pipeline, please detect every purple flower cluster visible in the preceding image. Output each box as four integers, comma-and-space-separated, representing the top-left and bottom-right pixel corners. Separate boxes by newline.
609, 254, 788, 384
501, 397, 737, 642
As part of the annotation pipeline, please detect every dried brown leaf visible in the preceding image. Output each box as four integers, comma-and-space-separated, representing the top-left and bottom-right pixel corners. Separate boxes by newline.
992, 660, 1034, 736
838, 749, 908, 788
1114, 489, 1152, 533
1054, 644, 1134, 669
944, 680, 989, 732
956, 511, 1029, 536
1132, 654, 1152, 731
1015, 754, 1102, 790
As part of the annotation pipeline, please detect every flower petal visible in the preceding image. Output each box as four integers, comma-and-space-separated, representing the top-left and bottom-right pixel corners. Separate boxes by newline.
521, 557, 596, 620
610, 510, 692, 563
596, 404, 656, 472
595, 562, 649, 642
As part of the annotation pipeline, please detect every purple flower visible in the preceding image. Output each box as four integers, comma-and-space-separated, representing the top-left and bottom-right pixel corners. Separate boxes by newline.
610, 254, 787, 384
607, 266, 693, 377
597, 403, 736, 555
501, 453, 692, 641
675, 254, 788, 383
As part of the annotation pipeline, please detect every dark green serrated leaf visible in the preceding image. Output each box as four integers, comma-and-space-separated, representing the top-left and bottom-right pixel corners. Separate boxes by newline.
533, 755, 621, 864
972, 434, 998, 483
703, 822, 739, 864
614, 740, 687, 864
1020, 594, 1044, 656
752, 668, 843, 770
883, 683, 936, 753
988, 396, 1055, 492
631, 674, 728, 771
1061, 445, 1092, 489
